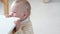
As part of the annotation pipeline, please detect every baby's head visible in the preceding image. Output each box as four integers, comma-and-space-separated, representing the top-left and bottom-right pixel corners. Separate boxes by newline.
9, 0, 31, 21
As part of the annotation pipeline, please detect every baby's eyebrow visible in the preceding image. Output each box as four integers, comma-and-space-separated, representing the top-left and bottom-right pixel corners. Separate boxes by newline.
13, 11, 16, 13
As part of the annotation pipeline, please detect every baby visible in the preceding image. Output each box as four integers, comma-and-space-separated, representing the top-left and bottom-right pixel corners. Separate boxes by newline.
9, 0, 33, 34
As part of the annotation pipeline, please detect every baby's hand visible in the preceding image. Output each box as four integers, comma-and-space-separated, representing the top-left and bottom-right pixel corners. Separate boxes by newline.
14, 19, 22, 31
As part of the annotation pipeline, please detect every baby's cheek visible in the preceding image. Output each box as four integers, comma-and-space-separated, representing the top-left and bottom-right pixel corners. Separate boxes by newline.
16, 13, 24, 20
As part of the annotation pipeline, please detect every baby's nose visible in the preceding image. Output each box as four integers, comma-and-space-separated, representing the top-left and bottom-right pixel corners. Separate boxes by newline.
9, 12, 14, 17
13, 13, 16, 17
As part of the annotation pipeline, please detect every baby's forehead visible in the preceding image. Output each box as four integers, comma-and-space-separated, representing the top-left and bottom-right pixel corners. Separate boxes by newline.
13, 4, 27, 11
11, 7, 25, 13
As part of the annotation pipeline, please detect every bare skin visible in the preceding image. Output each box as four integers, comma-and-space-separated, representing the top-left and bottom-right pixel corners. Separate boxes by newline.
9, 0, 31, 32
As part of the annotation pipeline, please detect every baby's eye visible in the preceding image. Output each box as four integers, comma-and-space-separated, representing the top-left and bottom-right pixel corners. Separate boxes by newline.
13, 11, 16, 13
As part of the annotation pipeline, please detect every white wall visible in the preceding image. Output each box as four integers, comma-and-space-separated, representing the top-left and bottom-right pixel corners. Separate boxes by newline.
0, 0, 60, 34
30, 0, 60, 34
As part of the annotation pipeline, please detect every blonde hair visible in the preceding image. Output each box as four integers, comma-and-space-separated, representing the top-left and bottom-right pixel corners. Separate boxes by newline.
14, 0, 31, 15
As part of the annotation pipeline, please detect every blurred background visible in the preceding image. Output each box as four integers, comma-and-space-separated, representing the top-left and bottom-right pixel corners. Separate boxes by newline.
0, 0, 60, 34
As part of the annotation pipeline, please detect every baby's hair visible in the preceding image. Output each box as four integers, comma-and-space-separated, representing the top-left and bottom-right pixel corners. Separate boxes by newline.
14, 0, 31, 14
15, 0, 27, 3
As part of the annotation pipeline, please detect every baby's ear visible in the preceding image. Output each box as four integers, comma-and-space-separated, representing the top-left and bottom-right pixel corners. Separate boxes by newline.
22, 12, 28, 20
